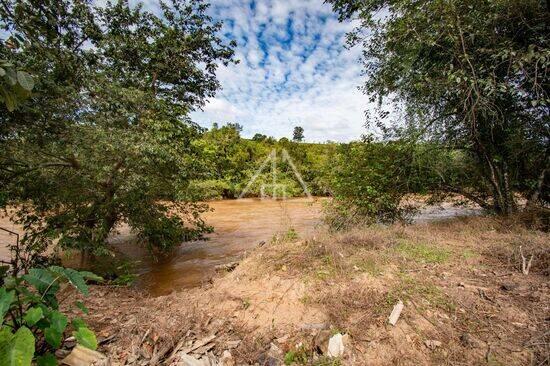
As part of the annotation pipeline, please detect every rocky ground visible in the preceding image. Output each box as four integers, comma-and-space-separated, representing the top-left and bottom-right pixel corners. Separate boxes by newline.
64, 214, 549, 365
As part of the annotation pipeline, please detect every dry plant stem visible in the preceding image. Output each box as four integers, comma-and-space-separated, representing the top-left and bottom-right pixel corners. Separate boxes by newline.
520, 245, 534, 275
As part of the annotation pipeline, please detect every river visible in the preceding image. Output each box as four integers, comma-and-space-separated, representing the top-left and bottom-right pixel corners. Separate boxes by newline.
0, 198, 480, 296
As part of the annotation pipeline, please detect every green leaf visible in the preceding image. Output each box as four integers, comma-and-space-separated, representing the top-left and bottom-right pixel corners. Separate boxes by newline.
4, 67, 17, 86
44, 327, 62, 349
0, 327, 13, 350
73, 327, 97, 350
23, 307, 43, 326
48, 267, 88, 296
75, 301, 89, 315
0, 326, 35, 366
36, 353, 57, 366
79, 271, 103, 282
0, 67, 5, 77
16, 71, 33, 91
0, 288, 15, 323
71, 317, 86, 330
48, 311, 67, 334
22, 269, 59, 296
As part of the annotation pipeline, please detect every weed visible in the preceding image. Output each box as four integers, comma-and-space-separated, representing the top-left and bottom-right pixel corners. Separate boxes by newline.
388, 273, 455, 312
284, 345, 309, 365
396, 240, 450, 264
285, 227, 299, 241
313, 357, 341, 366
461, 248, 478, 259
352, 256, 379, 276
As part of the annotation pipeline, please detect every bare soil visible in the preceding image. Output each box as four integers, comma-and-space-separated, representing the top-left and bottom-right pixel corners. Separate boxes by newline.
64, 215, 549, 365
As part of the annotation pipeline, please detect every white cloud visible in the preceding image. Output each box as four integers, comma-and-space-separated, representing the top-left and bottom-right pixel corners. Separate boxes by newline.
189, 0, 372, 142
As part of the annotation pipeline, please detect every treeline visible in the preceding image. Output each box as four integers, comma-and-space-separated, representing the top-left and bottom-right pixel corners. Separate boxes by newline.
183, 123, 336, 200
186, 123, 477, 210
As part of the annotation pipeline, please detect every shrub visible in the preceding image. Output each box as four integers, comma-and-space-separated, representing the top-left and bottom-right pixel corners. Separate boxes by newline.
325, 140, 417, 229
0, 266, 102, 365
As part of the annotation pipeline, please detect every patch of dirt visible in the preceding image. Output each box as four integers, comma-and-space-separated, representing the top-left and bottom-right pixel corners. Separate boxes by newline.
68, 215, 549, 365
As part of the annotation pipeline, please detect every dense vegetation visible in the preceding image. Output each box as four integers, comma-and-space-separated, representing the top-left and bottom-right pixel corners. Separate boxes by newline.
0, 0, 548, 363
327, 0, 549, 216
0, 0, 235, 256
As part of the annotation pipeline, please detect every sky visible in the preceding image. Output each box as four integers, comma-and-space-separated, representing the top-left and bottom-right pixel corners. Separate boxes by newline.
188, 0, 368, 142
3, 0, 370, 142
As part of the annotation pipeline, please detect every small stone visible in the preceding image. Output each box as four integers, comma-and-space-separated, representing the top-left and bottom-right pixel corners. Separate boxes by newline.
220, 350, 235, 366
327, 333, 348, 357
61, 345, 108, 366
424, 340, 442, 350
459, 333, 479, 348
500, 283, 518, 291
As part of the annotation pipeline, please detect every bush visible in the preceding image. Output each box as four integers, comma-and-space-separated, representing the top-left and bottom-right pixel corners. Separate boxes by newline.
0, 266, 102, 365
325, 140, 417, 229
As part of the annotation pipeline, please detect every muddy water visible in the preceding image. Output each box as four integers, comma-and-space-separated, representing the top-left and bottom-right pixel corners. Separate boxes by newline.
0, 199, 480, 296
107, 198, 323, 296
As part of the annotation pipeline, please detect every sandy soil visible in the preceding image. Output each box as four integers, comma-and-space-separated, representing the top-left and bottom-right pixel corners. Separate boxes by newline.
65, 215, 549, 365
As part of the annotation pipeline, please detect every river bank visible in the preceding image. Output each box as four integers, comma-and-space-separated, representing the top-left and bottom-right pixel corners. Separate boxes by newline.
67, 214, 549, 365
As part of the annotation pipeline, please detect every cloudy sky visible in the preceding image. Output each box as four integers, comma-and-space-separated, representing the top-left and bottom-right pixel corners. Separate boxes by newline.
188, 0, 368, 142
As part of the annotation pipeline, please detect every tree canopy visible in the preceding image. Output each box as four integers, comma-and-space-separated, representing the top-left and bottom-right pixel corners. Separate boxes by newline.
327, 0, 549, 214
293, 126, 305, 142
0, 0, 236, 254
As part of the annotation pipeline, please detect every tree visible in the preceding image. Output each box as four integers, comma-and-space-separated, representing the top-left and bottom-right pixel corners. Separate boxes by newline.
328, 0, 549, 214
293, 126, 304, 142
252, 133, 268, 142
0, 0, 235, 255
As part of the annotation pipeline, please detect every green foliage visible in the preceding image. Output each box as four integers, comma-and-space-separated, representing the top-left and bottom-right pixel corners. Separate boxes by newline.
190, 123, 335, 199
0, 327, 35, 366
325, 139, 418, 229
396, 241, 450, 264
293, 126, 305, 142
0, 0, 236, 255
0, 266, 101, 366
328, 0, 549, 214
0, 38, 34, 112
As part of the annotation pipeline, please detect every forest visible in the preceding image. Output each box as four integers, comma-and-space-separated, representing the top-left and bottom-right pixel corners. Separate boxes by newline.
0, 0, 548, 365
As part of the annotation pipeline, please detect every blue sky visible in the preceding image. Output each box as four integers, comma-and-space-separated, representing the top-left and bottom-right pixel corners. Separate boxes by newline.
188, 0, 368, 142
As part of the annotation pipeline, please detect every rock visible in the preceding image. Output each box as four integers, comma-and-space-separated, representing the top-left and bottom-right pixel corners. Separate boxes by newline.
220, 350, 235, 366
388, 300, 404, 326
500, 283, 518, 291
327, 333, 349, 358
424, 340, 442, 350
61, 345, 109, 366
268, 342, 283, 358
459, 333, 481, 348
258, 240, 266, 247
215, 262, 239, 273
225, 340, 241, 349
176, 353, 208, 366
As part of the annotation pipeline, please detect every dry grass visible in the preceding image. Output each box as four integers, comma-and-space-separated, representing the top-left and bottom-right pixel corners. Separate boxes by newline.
70, 214, 549, 365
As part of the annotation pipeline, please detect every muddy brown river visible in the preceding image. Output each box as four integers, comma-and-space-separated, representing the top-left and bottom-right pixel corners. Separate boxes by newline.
0, 198, 480, 296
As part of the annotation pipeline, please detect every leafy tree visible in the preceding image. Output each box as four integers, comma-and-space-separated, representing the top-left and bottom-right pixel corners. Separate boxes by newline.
0, 51, 34, 111
325, 138, 417, 229
293, 126, 304, 142
252, 133, 268, 142
0, 0, 235, 255
327, 0, 549, 214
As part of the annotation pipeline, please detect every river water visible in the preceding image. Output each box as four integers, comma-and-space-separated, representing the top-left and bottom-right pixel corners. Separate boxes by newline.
0, 198, 480, 296
97, 198, 322, 296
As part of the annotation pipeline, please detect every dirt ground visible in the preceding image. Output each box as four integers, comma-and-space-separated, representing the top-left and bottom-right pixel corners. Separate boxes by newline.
65, 215, 549, 365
